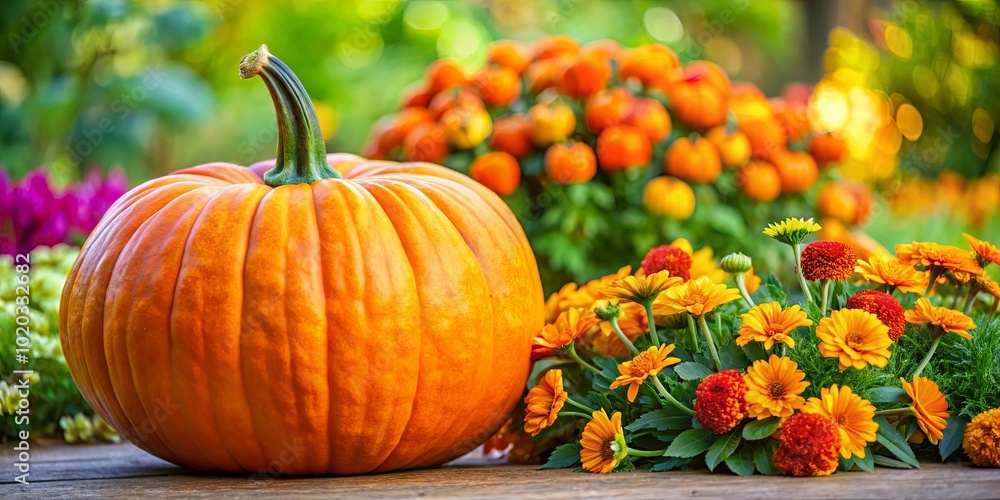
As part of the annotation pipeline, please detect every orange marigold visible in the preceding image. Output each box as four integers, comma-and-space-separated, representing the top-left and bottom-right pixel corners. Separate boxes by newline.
963, 407, 1000, 467
801, 240, 857, 281
531, 308, 599, 360
641, 244, 693, 281
523, 370, 569, 436
803, 384, 878, 459
901, 376, 949, 445
846, 290, 906, 341
695, 369, 749, 434
963, 233, 1000, 267
736, 302, 812, 349
580, 409, 628, 473
609, 344, 681, 402
855, 255, 928, 294
773, 412, 841, 476
895, 242, 984, 276
744, 355, 809, 419
816, 308, 893, 370
654, 276, 742, 316
904, 298, 977, 340
602, 269, 682, 303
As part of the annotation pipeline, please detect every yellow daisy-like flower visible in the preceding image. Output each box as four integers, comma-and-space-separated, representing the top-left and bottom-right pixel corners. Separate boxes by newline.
763, 217, 822, 246
523, 369, 569, 436
963, 233, 1000, 267
653, 276, 742, 317
855, 255, 928, 294
602, 269, 682, 304
736, 302, 813, 349
895, 242, 984, 276
530, 308, 600, 361
901, 376, 949, 445
963, 407, 1000, 467
816, 308, 893, 370
904, 298, 977, 340
580, 409, 628, 473
744, 355, 810, 419
609, 344, 681, 402
803, 384, 879, 459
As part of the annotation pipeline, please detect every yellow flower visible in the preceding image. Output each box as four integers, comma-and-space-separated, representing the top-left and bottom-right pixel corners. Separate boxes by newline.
895, 242, 983, 275
855, 255, 928, 294
654, 276, 742, 316
744, 355, 810, 419
60, 413, 95, 443
963, 407, 1000, 467
963, 233, 1000, 267
602, 269, 682, 303
609, 344, 681, 402
531, 308, 599, 361
901, 376, 949, 445
763, 217, 822, 245
736, 302, 813, 349
904, 298, 977, 340
816, 309, 893, 370
580, 409, 628, 473
523, 369, 569, 436
671, 238, 729, 283
803, 384, 878, 459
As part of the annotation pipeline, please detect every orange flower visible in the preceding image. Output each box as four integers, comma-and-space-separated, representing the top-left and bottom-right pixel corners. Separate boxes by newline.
901, 376, 949, 445
654, 276, 741, 316
963, 407, 1000, 467
641, 245, 692, 281
773, 412, 841, 476
904, 298, 976, 340
800, 241, 857, 281
695, 370, 749, 434
530, 308, 599, 360
846, 290, 906, 341
816, 309, 892, 370
602, 270, 682, 303
963, 233, 1000, 267
744, 355, 809, 419
855, 255, 928, 294
609, 344, 681, 402
803, 384, 878, 459
580, 409, 628, 473
895, 242, 984, 275
736, 302, 812, 349
523, 370, 569, 436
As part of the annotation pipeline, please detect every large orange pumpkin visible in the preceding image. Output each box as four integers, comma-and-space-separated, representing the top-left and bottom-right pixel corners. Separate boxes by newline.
58, 45, 544, 475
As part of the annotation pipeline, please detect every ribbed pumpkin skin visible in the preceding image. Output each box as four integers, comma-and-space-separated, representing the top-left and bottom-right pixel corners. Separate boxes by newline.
59, 153, 544, 475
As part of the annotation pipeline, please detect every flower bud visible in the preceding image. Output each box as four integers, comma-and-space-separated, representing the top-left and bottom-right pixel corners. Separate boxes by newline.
720, 252, 752, 274
594, 302, 621, 321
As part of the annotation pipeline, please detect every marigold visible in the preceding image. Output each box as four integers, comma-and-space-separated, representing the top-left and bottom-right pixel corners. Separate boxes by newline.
580, 409, 628, 473
654, 276, 742, 317
530, 308, 600, 361
736, 302, 812, 349
900, 376, 949, 445
603, 269, 682, 303
895, 242, 984, 276
904, 298, 977, 340
963, 407, 1000, 467
523, 370, 569, 436
744, 355, 809, 419
641, 244, 692, 281
855, 255, 928, 294
773, 412, 841, 476
803, 384, 878, 459
610, 344, 681, 402
695, 370, 749, 434
762, 217, 822, 246
801, 240, 857, 281
670, 238, 729, 283
846, 290, 906, 341
963, 233, 1000, 267
816, 309, 893, 370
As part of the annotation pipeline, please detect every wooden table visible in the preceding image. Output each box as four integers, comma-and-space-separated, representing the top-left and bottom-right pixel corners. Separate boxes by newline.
2, 440, 998, 498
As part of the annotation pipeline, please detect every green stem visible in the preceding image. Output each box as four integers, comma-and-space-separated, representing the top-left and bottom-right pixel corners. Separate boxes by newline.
686, 314, 701, 353
697, 315, 724, 372
565, 396, 596, 413
567, 343, 602, 375
819, 279, 832, 317
923, 266, 942, 297
559, 411, 594, 420
793, 243, 813, 303
952, 283, 964, 309
651, 376, 696, 416
963, 282, 981, 316
240, 44, 340, 186
643, 299, 660, 346
874, 407, 913, 416
735, 274, 756, 308
629, 448, 667, 457
609, 317, 641, 356
911, 332, 943, 378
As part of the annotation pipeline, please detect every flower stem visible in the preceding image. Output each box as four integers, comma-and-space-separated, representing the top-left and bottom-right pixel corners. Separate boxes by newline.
559, 411, 594, 420
697, 315, 724, 372
568, 343, 601, 375
923, 266, 942, 297
874, 407, 913, 416
911, 331, 943, 377
629, 448, 667, 457
565, 397, 596, 413
963, 282, 981, 316
952, 283, 964, 309
735, 274, 756, 308
609, 317, 641, 356
687, 314, 700, 353
793, 243, 813, 303
643, 299, 660, 346
651, 376, 696, 416
819, 279, 832, 317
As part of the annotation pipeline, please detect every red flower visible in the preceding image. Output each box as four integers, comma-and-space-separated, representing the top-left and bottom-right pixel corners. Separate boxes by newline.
846, 290, 906, 341
801, 241, 857, 281
695, 370, 748, 434
773, 412, 841, 476
641, 244, 692, 281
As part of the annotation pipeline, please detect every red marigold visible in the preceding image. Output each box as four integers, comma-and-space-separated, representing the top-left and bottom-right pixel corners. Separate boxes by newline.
695, 369, 748, 434
846, 289, 906, 341
641, 244, 692, 281
801, 240, 857, 281
773, 412, 841, 476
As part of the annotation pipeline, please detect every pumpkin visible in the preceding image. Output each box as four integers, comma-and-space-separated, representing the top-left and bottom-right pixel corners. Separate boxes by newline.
585, 88, 632, 134
617, 44, 681, 93
706, 126, 751, 168
664, 135, 722, 184
402, 122, 449, 163
809, 133, 846, 166
470, 151, 521, 196
643, 176, 695, 220
737, 161, 782, 202
545, 142, 597, 184
667, 77, 727, 130
528, 102, 576, 146
817, 180, 873, 225
486, 40, 531, 74
59, 45, 544, 475
624, 98, 671, 144
596, 125, 652, 171
490, 115, 533, 158
472, 65, 522, 107
561, 52, 611, 99
772, 150, 819, 194
533, 35, 580, 60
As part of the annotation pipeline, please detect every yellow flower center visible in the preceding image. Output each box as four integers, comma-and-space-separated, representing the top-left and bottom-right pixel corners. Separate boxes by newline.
628, 352, 657, 377
686, 291, 706, 305
768, 381, 786, 399
846, 331, 865, 348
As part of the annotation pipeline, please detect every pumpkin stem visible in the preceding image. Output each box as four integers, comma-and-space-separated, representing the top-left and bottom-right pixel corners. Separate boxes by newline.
240, 44, 341, 186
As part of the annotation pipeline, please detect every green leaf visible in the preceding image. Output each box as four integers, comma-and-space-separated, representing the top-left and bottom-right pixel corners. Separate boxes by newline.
741, 342, 769, 362
540, 443, 581, 469
765, 283, 787, 306
725, 445, 756, 476
586, 391, 615, 414
752, 440, 778, 475
705, 430, 741, 471
874, 416, 920, 468
838, 455, 856, 472
706, 205, 748, 240
673, 362, 714, 381
867, 387, 909, 404
742, 417, 781, 441
855, 449, 875, 471
626, 408, 691, 432
938, 416, 969, 460
872, 454, 914, 469
649, 456, 689, 472
664, 428, 715, 458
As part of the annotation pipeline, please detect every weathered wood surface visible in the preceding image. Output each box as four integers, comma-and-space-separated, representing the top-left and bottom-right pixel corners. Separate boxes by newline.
2, 440, 999, 498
